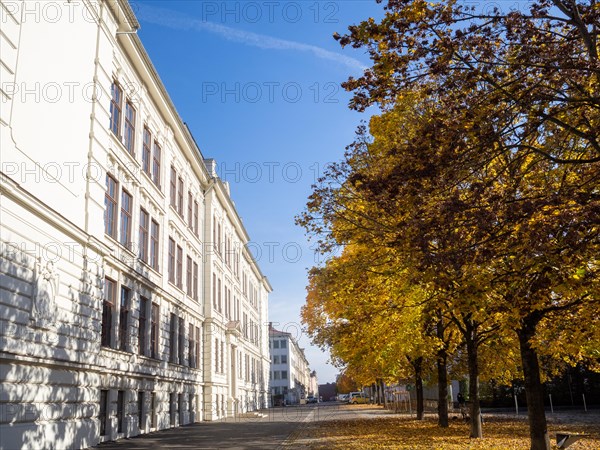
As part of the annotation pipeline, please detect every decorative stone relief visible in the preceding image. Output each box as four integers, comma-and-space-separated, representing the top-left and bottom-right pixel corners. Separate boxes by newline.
31, 259, 59, 330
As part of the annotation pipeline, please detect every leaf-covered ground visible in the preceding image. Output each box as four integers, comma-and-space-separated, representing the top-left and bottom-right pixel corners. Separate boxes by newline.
292, 405, 600, 449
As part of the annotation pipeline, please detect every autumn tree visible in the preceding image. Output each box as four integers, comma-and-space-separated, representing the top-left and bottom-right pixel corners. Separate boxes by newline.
302, 243, 440, 419
300, 78, 598, 448
336, 0, 599, 165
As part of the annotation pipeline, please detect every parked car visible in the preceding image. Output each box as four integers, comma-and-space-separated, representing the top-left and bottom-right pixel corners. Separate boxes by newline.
348, 392, 369, 404
306, 396, 318, 404
338, 394, 349, 402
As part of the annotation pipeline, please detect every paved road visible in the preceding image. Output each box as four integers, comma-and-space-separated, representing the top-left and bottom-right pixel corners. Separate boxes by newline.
93, 403, 387, 449
94, 405, 318, 450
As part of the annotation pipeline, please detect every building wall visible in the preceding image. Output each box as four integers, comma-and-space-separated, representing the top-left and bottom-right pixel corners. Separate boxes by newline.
269, 330, 311, 405
0, 1, 270, 448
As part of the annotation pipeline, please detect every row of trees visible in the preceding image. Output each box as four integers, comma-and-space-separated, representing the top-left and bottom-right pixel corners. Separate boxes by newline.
298, 1, 599, 449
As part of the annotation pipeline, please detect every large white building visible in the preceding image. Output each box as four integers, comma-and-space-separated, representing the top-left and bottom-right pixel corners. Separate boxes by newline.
268, 325, 314, 405
0, 1, 271, 448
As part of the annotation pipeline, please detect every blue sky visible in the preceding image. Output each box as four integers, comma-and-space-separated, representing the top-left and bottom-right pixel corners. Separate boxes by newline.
134, 0, 382, 384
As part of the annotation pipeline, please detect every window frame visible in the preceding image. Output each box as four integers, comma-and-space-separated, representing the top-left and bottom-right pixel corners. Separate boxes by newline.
176, 245, 183, 289
117, 390, 125, 433
150, 302, 159, 359
120, 189, 133, 249
178, 316, 185, 365
139, 296, 148, 356
102, 278, 116, 347
150, 219, 159, 271
193, 201, 199, 236
193, 261, 199, 300
110, 81, 123, 137
170, 313, 177, 363
152, 141, 161, 188
139, 209, 149, 263
187, 191, 193, 228
124, 101, 136, 155
177, 176, 184, 216
168, 238, 176, 284
186, 256, 193, 297
119, 286, 130, 352
104, 174, 118, 239
170, 166, 177, 208
142, 126, 151, 175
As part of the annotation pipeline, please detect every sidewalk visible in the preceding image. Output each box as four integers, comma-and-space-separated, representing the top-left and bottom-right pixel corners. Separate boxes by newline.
92, 406, 316, 450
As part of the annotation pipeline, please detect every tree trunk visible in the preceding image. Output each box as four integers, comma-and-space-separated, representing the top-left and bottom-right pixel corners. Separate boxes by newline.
466, 323, 482, 438
437, 321, 449, 427
518, 315, 551, 450
414, 357, 424, 420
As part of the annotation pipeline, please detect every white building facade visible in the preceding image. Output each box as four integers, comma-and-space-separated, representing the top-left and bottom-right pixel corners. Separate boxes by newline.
0, 1, 271, 449
268, 326, 312, 405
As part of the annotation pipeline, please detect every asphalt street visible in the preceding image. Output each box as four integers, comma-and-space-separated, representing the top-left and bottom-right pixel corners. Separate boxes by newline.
93, 404, 329, 450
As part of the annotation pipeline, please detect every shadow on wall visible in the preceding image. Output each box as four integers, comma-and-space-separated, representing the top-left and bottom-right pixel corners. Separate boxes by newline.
1, 239, 105, 450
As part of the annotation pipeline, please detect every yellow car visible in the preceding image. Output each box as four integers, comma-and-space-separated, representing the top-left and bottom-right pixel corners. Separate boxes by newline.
348, 392, 369, 404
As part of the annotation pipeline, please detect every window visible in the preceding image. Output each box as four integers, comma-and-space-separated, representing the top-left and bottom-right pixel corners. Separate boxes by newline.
215, 338, 219, 372
117, 390, 125, 433
124, 101, 136, 154
281, 354, 287, 364
212, 273, 217, 308
99, 390, 109, 436
193, 201, 199, 236
119, 286, 130, 351
193, 262, 198, 300
186, 256, 192, 297
139, 296, 148, 356
178, 393, 183, 425
273, 355, 279, 364
282, 370, 288, 379
177, 177, 184, 216
280, 340, 287, 349
150, 220, 160, 271
150, 303, 159, 359
220, 340, 224, 373
137, 391, 144, 430
213, 216, 217, 251
104, 174, 118, 239
110, 81, 122, 136
217, 278, 222, 312
120, 190, 132, 248
273, 371, 280, 380
187, 191, 193, 228
188, 323, 195, 368
169, 392, 176, 426
170, 166, 177, 208
176, 245, 183, 289
142, 127, 151, 175
139, 209, 149, 263
168, 238, 175, 283
195, 326, 201, 370
272, 340, 279, 349
152, 141, 161, 187
225, 288, 230, 319
170, 313, 177, 363
178, 317, 185, 365
150, 392, 157, 428
217, 223, 222, 254
102, 278, 116, 347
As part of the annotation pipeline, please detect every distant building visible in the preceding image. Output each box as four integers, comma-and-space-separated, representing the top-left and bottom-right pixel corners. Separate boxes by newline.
319, 382, 337, 402
269, 325, 312, 405
310, 371, 319, 398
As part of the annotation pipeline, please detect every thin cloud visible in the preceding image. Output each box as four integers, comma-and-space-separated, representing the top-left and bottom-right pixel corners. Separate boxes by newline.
136, 5, 367, 71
